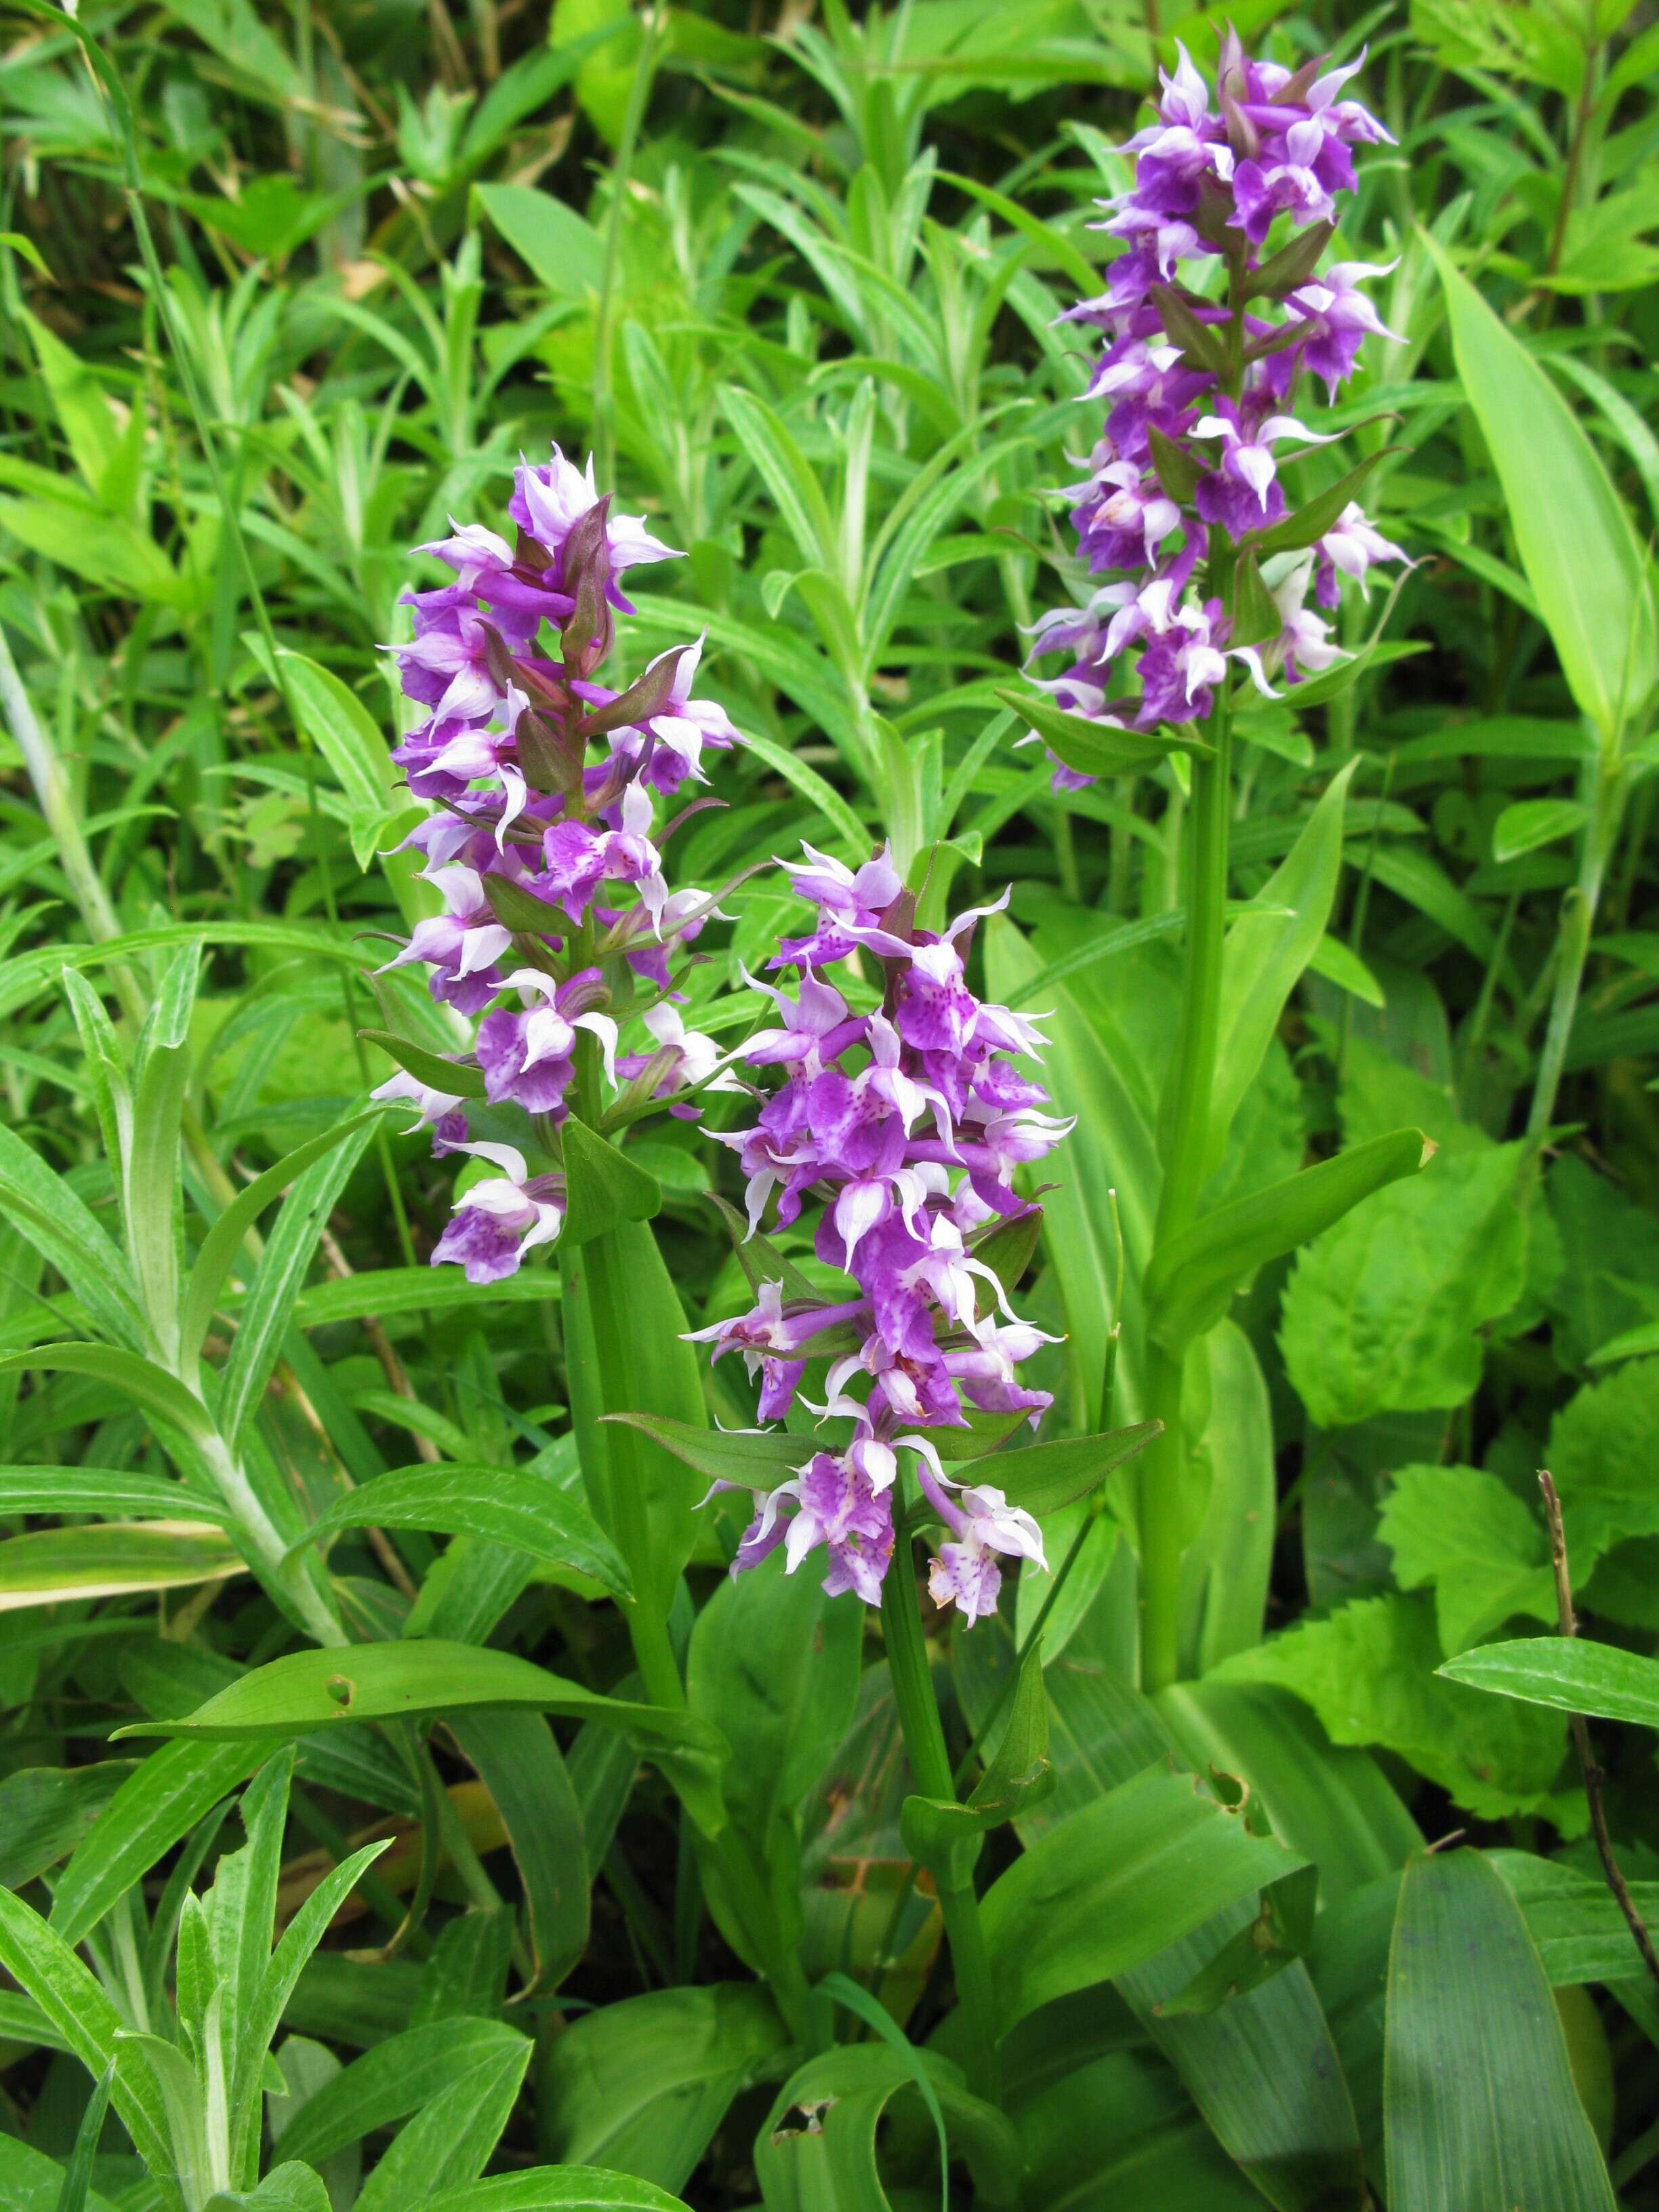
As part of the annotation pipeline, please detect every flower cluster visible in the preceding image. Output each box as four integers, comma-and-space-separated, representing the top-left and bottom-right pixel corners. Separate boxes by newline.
374, 449, 743, 1280
1025, 35, 1406, 785
691, 846, 1066, 1625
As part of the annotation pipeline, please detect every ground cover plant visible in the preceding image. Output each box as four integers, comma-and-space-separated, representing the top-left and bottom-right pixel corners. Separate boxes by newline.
1, 0, 1658, 2203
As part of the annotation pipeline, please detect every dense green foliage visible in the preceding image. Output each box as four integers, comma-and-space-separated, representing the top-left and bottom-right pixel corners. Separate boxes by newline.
2, 0, 1659, 2204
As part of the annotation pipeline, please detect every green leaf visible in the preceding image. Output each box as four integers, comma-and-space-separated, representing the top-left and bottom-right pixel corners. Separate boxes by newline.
1492, 797, 1590, 864
1545, 1356, 1659, 1572
0, 1126, 145, 1351
999, 684, 1214, 779
537, 1987, 790, 2195
1176, 1321, 1278, 1675
979, 1761, 1309, 2033
1147, 1128, 1431, 1353
423, 2171, 694, 2211
110, 1638, 722, 1755
1216, 1593, 1570, 1824
1422, 232, 1657, 745
0, 1887, 172, 2175
558, 1118, 661, 1247
0, 1465, 229, 1521
1243, 449, 1390, 559
1206, 762, 1356, 1174
275, 2020, 531, 2167
1379, 1464, 1555, 1654
718, 386, 836, 573
448, 1713, 588, 1995
0, 1521, 244, 1608
599, 1414, 800, 1491
0, 1341, 217, 1450
1385, 1850, 1616, 2209
952, 1421, 1162, 1519
474, 182, 606, 296
0, 1763, 137, 1890
51, 1738, 264, 1948
359, 1029, 487, 1099
1439, 1635, 1659, 1729
1492, 1849, 1659, 1988
1279, 1143, 1532, 1429
207, 2163, 333, 2211
355, 2034, 531, 2212
286, 1463, 630, 1598
562, 1223, 708, 1622
180, 1108, 401, 1366
754, 2043, 1020, 2212
218, 1112, 382, 1448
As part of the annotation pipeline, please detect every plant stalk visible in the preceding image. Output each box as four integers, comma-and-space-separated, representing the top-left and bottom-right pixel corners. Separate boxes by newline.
880, 1543, 1001, 2105
1139, 683, 1233, 1692
1527, 750, 1623, 1138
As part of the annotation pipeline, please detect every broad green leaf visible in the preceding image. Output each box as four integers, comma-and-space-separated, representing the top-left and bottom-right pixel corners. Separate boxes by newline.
0, 2134, 124, 2212
1385, 1850, 1616, 2209
1545, 1357, 1659, 1574
1492, 1849, 1659, 1988
559, 1118, 661, 1247
449, 1713, 588, 1994
1157, 1680, 1422, 1910
1279, 1143, 1531, 1428
1378, 1464, 1555, 1653
1216, 1593, 1570, 1824
474, 182, 606, 295
1147, 1128, 1430, 1353
980, 1761, 1308, 2032
0, 1521, 244, 1610
1422, 233, 1657, 745
1492, 796, 1589, 864
599, 1414, 800, 1491
110, 1641, 725, 1831
537, 1986, 791, 2194
0, 1466, 229, 1521
0, 1887, 173, 2176
754, 2044, 1021, 2212
562, 1221, 706, 1622
1176, 1321, 1277, 1675
270, 649, 397, 869
287, 1464, 630, 1598
1439, 1635, 1659, 1728
1206, 762, 1355, 1174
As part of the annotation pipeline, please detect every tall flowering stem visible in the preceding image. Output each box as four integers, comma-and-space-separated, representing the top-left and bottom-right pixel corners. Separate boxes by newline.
1020, 36, 1403, 1689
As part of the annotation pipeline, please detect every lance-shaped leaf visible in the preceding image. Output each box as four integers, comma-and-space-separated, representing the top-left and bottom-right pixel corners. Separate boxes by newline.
1244, 219, 1336, 301
1148, 419, 1203, 504
1422, 232, 1657, 747
559, 1118, 661, 1247
1145, 1128, 1432, 1354
1242, 449, 1392, 560
480, 874, 571, 937
360, 1029, 487, 1099
180, 1108, 404, 1368
997, 684, 1214, 781
422, 2170, 696, 2210
754, 2044, 1021, 2212
0, 1467, 230, 1521
0, 1126, 146, 1351
449, 1713, 588, 1996
0, 1343, 216, 1450
1439, 1635, 1659, 1729
0, 1522, 245, 1610
285, 1464, 630, 1599
1230, 551, 1282, 649
274, 647, 398, 869
945, 1420, 1162, 1519
573, 645, 689, 742
602, 1413, 808, 1493
1149, 282, 1229, 377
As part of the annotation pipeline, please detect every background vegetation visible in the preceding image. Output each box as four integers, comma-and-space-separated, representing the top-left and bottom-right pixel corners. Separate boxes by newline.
2, 0, 1659, 2205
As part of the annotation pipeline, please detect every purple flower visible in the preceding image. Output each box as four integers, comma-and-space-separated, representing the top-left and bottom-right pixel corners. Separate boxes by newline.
381, 864, 514, 1014
432, 1143, 563, 1283
474, 967, 618, 1115
1280, 260, 1404, 398
1313, 501, 1408, 607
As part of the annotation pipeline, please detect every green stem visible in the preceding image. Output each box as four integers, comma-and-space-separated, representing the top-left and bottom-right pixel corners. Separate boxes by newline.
1527, 750, 1624, 1139
880, 1542, 1000, 2105
1139, 683, 1233, 1693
